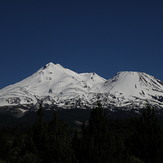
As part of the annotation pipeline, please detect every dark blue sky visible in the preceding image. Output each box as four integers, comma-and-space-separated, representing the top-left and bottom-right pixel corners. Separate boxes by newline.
0, 0, 163, 89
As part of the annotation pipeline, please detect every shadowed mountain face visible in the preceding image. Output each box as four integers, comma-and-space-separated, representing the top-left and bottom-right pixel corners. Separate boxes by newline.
0, 63, 163, 115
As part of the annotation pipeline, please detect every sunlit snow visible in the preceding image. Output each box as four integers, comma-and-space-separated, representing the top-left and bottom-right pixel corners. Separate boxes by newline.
0, 63, 163, 109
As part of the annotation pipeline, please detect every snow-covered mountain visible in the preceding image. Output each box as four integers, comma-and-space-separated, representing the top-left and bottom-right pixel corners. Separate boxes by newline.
102, 71, 163, 108
0, 62, 163, 114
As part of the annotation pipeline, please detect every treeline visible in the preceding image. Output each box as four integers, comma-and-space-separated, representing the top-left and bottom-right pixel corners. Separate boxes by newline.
0, 104, 163, 163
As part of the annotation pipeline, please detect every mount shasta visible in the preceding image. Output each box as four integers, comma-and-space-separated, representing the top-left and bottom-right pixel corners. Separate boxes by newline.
0, 62, 163, 115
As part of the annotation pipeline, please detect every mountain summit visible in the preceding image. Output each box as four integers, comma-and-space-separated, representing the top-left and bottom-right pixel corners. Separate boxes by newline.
102, 71, 163, 108
104, 71, 163, 97
0, 63, 163, 114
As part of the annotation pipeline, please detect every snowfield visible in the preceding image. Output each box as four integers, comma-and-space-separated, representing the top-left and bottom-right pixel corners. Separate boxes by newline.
0, 62, 163, 111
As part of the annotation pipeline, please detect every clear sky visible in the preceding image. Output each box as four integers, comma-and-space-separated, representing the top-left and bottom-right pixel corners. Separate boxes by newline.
0, 0, 163, 89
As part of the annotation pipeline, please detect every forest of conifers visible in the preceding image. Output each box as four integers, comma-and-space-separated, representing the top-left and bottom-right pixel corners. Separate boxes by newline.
0, 104, 163, 163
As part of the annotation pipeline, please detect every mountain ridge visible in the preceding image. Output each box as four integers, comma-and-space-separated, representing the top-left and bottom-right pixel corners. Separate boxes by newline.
0, 62, 163, 115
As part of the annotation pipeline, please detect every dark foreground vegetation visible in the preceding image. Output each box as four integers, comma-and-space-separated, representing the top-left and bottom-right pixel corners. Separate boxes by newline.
0, 104, 163, 163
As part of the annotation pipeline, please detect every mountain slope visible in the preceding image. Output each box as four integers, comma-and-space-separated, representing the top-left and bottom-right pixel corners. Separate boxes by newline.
0, 63, 106, 108
102, 71, 163, 108
0, 63, 163, 114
